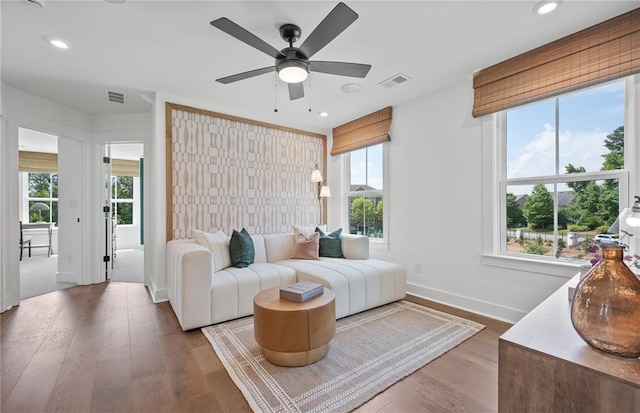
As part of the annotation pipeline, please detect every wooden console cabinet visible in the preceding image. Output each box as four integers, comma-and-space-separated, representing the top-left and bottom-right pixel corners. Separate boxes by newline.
499, 275, 640, 413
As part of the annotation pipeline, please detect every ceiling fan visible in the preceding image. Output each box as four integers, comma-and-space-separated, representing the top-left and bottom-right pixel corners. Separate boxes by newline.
210, 2, 371, 101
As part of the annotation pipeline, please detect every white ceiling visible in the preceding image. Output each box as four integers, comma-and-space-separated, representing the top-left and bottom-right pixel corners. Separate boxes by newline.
2, 0, 639, 134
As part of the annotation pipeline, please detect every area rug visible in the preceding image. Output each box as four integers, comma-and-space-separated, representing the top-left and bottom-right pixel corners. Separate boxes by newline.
202, 300, 484, 413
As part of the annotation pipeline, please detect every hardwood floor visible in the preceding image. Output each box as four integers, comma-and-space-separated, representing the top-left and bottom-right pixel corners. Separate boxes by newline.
1, 283, 511, 413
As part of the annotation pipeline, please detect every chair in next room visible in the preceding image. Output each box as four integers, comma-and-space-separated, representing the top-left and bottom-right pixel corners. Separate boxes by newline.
20, 221, 32, 260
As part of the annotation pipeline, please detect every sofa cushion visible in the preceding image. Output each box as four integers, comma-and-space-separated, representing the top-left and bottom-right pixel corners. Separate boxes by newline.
192, 229, 231, 272
251, 235, 267, 264
292, 224, 326, 239
316, 227, 344, 258
341, 234, 370, 260
263, 233, 296, 263
230, 228, 254, 268
292, 232, 320, 260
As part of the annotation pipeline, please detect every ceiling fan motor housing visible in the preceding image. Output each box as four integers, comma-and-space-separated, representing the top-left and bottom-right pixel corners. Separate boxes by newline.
276, 48, 310, 75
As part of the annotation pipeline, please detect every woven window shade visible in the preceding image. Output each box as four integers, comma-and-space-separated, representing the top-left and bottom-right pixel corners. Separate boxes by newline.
112, 159, 140, 177
472, 7, 640, 118
19, 151, 58, 173
331, 106, 392, 156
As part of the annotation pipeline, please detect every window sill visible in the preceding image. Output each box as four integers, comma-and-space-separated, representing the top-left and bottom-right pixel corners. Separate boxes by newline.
481, 253, 589, 279
370, 239, 388, 251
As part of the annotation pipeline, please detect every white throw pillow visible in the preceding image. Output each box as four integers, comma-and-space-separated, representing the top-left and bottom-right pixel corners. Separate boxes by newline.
292, 224, 326, 239
192, 229, 231, 272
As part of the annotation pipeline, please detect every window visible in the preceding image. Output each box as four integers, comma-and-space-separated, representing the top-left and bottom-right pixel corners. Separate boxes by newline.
111, 176, 134, 225
494, 78, 630, 263
347, 144, 384, 239
27, 172, 58, 225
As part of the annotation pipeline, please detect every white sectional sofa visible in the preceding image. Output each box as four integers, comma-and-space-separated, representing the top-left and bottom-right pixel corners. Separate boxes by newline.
166, 232, 407, 330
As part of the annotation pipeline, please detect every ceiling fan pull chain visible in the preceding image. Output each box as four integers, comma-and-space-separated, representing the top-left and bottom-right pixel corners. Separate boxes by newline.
274, 72, 279, 113
308, 73, 312, 113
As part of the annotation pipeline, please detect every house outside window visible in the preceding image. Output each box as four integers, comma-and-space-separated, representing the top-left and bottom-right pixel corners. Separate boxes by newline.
346, 144, 384, 239
27, 172, 58, 225
111, 176, 134, 225
495, 78, 630, 263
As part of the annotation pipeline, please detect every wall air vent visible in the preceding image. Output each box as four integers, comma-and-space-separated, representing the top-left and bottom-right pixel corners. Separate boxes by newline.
378, 73, 412, 88
106, 90, 126, 104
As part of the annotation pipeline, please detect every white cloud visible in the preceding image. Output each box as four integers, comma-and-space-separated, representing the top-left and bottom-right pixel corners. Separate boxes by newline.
507, 123, 608, 179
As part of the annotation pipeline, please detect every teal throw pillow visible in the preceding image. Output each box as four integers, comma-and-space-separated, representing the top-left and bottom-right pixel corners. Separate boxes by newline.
315, 227, 344, 258
229, 228, 255, 268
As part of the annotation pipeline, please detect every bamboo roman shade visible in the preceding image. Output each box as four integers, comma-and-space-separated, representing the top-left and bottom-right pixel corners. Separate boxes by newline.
19, 151, 57, 173
112, 159, 140, 177
18, 151, 139, 176
331, 106, 392, 156
472, 7, 640, 118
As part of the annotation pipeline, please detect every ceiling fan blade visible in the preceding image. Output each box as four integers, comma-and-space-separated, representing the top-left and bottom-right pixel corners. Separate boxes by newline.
216, 66, 275, 84
288, 82, 304, 100
298, 2, 358, 59
211, 18, 284, 59
310, 61, 371, 78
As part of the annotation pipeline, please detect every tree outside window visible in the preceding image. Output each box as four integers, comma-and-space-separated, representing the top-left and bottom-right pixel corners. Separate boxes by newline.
111, 176, 134, 225
347, 144, 384, 238
28, 172, 58, 225
502, 79, 626, 260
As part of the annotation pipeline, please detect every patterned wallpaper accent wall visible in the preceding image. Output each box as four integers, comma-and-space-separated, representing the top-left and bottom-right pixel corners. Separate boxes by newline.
166, 103, 326, 240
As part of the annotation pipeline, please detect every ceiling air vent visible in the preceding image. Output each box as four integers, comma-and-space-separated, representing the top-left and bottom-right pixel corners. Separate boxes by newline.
379, 73, 411, 88
106, 90, 126, 104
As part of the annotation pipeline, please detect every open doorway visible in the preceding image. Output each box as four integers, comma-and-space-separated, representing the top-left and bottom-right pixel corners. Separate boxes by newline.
18, 128, 75, 299
108, 143, 144, 283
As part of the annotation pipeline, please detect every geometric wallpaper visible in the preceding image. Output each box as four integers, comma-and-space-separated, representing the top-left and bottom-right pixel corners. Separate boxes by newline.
166, 103, 327, 240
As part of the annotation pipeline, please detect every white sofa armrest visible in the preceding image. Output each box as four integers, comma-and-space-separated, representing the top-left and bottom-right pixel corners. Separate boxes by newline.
341, 234, 369, 260
166, 240, 213, 330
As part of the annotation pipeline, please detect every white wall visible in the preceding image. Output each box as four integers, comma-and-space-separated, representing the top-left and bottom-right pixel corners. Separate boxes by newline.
0, 86, 152, 310
329, 79, 578, 323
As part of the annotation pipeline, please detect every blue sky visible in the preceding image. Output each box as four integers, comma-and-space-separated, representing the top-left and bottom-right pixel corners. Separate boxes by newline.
506, 79, 625, 184
350, 144, 383, 189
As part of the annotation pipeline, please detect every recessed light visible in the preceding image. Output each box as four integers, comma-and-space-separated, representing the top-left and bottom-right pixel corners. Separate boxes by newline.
340, 83, 362, 94
319, 111, 329, 117
533, 1, 561, 15
44, 36, 71, 49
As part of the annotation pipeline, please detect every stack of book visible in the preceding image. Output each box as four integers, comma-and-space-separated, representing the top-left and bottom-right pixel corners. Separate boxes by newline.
280, 282, 324, 303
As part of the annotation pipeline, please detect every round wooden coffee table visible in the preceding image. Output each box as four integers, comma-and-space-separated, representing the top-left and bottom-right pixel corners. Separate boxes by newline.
253, 286, 336, 367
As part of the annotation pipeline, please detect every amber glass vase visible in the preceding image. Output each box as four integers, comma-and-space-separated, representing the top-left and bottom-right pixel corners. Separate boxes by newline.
571, 245, 640, 358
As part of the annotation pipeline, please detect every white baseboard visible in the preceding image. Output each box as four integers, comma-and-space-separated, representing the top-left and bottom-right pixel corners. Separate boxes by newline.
407, 282, 526, 324
56, 271, 78, 284
148, 277, 168, 303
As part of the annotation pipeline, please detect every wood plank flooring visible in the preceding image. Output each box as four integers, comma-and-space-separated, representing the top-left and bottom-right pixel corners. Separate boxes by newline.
1, 282, 511, 413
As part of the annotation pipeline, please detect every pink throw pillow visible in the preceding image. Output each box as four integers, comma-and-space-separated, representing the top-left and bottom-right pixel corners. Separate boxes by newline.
292, 232, 320, 260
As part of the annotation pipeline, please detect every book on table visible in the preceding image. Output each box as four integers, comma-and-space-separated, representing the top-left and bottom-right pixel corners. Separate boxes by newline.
280, 282, 324, 303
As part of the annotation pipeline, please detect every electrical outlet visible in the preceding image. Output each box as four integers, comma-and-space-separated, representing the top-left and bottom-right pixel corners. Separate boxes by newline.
414, 262, 422, 273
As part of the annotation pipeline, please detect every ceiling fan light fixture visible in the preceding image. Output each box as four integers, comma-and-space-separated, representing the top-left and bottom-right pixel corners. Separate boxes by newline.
278, 60, 309, 83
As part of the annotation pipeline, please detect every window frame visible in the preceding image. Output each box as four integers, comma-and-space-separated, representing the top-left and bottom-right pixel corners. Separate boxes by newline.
22, 172, 59, 225
111, 175, 135, 226
344, 142, 389, 248
482, 75, 638, 275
